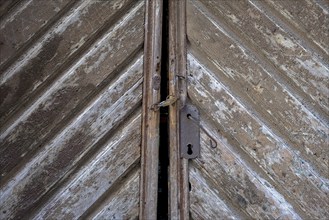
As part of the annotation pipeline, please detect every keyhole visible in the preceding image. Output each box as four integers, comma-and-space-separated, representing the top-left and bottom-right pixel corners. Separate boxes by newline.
187, 144, 193, 155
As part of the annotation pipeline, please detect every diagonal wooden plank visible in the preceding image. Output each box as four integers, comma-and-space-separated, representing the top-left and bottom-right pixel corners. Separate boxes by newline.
32, 113, 142, 219
0, 55, 144, 219
197, 0, 329, 121
187, 0, 329, 179
0, 0, 140, 128
190, 166, 244, 220
0, 3, 145, 179
0, 0, 76, 67
191, 128, 302, 220
1, 1, 147, 219
187, 53, 329, 219
88, 168, 140, 220
253, 0, 329, 57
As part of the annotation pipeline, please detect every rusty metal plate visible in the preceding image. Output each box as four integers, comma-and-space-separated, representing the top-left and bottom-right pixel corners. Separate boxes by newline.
180, 104, 200, 159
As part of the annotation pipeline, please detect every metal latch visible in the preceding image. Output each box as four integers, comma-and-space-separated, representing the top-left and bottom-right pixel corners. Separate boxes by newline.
180, 104, 200, 159
151, 95, 178, 111
180, 104, 218, 159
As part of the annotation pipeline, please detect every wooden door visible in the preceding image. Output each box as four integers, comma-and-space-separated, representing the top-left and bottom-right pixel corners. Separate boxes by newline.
1, 0, 328, 219
185, 0, 329, 219
0, 0, 162, 219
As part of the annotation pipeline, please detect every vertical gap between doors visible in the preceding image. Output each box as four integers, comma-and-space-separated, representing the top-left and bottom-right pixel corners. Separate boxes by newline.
157, 0, 169, 219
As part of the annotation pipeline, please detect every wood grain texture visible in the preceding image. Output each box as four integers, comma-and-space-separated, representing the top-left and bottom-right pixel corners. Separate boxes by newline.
187, 55, 329, 219
198, 0, 329, 122
0, 0, 21, 18
0, 54, 143, 219
32, 113, 142, 219
190, 166, 242, 220
0, 0, 74, 67
0, 2, 144, 179
187, 0, 328, 178
89, 169, 140, 220
191, 130, 303, 220
1, 1, 145, 219
140, 0, 162, 219
260, 0, 329, 58
0, 0, 138, 128
186, 1, 328, 218
168, 0, 189, 219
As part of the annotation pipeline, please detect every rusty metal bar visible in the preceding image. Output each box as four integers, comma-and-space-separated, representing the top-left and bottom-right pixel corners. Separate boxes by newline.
168, 0, 189, 219
140, 0, 163, 219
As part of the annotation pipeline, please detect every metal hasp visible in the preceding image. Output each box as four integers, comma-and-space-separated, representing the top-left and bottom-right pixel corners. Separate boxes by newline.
180, 104, 200, 159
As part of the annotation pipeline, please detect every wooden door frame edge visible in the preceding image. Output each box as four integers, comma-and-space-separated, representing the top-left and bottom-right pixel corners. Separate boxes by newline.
140, 0, 163, 219
168, 0, 189, 219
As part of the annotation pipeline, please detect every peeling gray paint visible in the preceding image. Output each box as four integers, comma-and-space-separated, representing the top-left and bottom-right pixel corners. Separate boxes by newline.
0, 1, 144, 219
187, 0, 329, 219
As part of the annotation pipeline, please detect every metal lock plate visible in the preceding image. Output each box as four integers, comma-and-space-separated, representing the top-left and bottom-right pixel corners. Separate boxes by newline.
180, 104, 200, 159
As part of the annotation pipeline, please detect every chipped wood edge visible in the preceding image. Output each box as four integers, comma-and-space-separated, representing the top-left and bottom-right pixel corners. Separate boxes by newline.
168, 0, 189, 219
140, 0, 163, 219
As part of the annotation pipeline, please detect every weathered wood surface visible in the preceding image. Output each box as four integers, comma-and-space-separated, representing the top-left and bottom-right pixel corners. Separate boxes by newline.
0, 0, 21, 18
188, 54, 329, 219
259, 0, 329, 58
0, 56, 143, 219
168, 0, 189, 219
196, 0, 329, 123
140, 0, 162, 219
0, 1, 144, 219
88, 169, 140, 220
187, 0, 328, 175
190, 166, 242, 220
32, 114, 141, 219
0, 0, 74, 67
0, 0, 144, 178
0, 0, 138, 127
191, 130, 302, 220
186, 0, 329, 218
